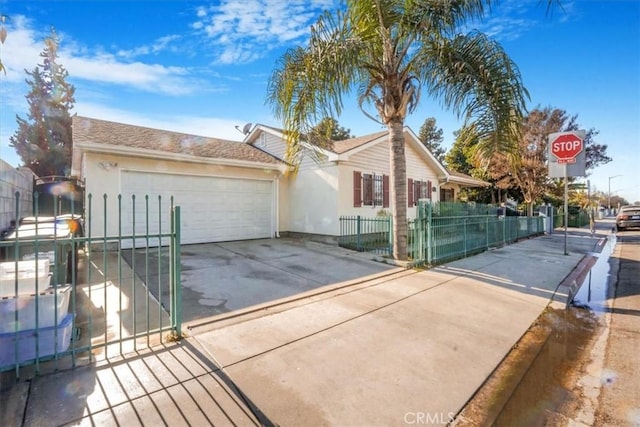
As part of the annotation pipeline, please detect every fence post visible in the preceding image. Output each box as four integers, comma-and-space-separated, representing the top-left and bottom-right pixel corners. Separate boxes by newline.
463, 219, 468, 257
427, 202, 432, 264
502, 216, 506, 244
170, 205, 182, 336
388, 216, 393, 255
356, 215, 361, 251
485, 216, 489, 249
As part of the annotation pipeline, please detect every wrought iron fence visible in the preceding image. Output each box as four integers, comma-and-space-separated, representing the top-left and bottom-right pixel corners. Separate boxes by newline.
338, 215, 392, 254
340, 201, 544, 266
0, 191, 181, 376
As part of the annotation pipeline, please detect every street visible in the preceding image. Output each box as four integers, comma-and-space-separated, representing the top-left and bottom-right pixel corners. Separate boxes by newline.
592, 225, 640, 425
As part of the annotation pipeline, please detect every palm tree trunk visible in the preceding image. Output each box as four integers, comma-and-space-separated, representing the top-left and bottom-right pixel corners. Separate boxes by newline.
389, 120, 407, 260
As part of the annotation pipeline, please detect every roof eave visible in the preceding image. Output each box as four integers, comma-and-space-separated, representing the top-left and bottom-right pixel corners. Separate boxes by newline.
445, 176, 491, 187
74, 141, 287, 173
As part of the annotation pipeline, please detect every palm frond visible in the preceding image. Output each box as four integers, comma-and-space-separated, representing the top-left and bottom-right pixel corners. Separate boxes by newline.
266, 10, 367, 170
419, 30, 528, 162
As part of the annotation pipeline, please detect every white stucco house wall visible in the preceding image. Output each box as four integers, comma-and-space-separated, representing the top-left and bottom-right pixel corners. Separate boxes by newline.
244, 124, 488, 237
71, 116, 487, 244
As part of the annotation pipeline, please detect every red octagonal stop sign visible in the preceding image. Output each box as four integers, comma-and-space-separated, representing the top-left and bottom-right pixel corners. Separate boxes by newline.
550, 132, 583, 162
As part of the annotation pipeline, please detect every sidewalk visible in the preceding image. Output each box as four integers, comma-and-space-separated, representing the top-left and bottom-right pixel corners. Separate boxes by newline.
1, 228, 603, 426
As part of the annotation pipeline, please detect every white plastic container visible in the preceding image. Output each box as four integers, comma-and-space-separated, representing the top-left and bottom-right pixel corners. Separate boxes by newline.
0, 259, 51, 297
0, 313, 74, 368
0, 286, 71, 333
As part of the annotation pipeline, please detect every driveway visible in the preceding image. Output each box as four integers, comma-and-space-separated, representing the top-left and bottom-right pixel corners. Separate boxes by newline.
123, 238, 395, 323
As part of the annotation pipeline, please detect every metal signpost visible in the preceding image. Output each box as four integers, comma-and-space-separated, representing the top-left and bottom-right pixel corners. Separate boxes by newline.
548, 130, 586, 255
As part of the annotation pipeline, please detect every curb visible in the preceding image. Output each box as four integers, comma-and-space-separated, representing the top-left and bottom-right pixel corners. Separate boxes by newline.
184, 267, 414, 333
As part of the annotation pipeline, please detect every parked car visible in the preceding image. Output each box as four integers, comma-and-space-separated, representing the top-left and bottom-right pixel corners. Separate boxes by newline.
616, 205, 640, 231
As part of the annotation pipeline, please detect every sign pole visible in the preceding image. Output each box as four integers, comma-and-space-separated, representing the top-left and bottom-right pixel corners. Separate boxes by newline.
548, 130, 586, 256
564, 163, 568, 255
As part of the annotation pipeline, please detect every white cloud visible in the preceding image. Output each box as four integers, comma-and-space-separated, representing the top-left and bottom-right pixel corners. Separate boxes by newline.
192, 0, 337, 64
116, 34, 182, 59
62, 53, 197, 96
0, 15, 46, 83
0, 16, 206, 96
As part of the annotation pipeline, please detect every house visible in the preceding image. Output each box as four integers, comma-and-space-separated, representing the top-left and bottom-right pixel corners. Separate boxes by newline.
71, 116, 487, 244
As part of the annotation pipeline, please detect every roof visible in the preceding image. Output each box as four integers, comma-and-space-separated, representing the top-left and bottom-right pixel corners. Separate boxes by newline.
73, 116, 282, 165
330, 130, 388, 154
248, 124, 388, 155
445, 169, 491, 187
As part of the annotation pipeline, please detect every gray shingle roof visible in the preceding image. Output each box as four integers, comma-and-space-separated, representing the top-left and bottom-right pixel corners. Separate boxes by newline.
329, 130, 388, 154
446, 169, 490, 186
73, 116, 282, 165
254, 124, 387, 155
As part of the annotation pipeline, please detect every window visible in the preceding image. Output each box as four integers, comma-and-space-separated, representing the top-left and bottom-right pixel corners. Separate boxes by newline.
408, 179, 433, 206
440, 188, 455, 202
363, 174, 373, 206
353, 171, 389, 208
373, 174, 383, 206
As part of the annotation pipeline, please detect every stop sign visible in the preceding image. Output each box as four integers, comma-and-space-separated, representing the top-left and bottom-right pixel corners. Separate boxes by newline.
550, 132, 583, 163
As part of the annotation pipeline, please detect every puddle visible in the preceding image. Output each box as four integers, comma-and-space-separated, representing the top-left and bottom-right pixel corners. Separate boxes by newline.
570, 235, 616, 315
493, 307, 601, 425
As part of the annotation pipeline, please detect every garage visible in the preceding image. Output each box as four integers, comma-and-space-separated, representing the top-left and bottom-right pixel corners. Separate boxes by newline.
121, 171, 275, 245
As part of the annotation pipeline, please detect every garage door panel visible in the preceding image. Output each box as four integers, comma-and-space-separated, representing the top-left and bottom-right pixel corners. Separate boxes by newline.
121, 171, 273, 246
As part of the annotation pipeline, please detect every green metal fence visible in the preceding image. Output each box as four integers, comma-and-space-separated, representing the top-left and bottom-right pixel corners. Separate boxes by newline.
340, 201, 544, 266
0, 191, 181, 376
338, 215, 392, 254
553, 209, 590, 228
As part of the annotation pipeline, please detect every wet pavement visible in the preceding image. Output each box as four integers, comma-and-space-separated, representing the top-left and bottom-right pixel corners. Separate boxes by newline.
593, 228, 640, 425
571, 232, 616, 313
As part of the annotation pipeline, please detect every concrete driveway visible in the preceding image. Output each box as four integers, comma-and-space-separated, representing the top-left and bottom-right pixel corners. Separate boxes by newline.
124, 238, 395, 324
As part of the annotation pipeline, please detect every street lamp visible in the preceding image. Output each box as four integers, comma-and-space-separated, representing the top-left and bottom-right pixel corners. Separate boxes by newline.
608, 175, 622, 213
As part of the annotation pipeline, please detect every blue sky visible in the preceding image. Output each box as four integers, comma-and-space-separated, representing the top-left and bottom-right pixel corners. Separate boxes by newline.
0, 0, 638, 203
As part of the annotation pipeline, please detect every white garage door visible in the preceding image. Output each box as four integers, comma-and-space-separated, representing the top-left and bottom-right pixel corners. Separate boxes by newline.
121, 171, 274, 245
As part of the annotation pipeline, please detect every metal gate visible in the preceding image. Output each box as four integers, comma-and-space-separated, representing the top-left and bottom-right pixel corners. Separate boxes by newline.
0, 191, 181, 376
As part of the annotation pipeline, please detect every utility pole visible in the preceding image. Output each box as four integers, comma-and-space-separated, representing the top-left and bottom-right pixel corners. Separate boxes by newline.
608, 175, 622, 214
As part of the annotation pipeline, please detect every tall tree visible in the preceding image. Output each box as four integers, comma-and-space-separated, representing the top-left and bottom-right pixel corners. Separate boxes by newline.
418, 117, 445, 163
308, 117, 354, 145
9, 30, 75, 177
486, 107, 611, 215
268, 0, 528, 260
445, 130, 474, 176
445, 127, 514, 204
489, 108, 564, 215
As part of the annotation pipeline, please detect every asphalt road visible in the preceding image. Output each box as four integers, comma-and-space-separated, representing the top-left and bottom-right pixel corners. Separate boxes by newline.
593, 226, 640, 425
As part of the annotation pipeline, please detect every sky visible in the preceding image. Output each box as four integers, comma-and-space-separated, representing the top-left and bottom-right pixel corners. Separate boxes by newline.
0, 0, 638, 204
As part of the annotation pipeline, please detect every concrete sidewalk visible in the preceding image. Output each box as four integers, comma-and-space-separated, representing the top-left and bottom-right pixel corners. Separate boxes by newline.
1, 228, 604, 426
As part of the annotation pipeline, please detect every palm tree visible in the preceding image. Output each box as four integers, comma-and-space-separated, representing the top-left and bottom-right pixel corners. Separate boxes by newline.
267, 0, 529, 260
